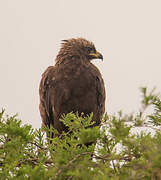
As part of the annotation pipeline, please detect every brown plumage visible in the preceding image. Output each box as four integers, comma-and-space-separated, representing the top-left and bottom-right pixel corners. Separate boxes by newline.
39, 38, 106, 137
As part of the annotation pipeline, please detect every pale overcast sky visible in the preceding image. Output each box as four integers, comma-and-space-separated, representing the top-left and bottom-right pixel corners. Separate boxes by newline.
0, 0, 161, 128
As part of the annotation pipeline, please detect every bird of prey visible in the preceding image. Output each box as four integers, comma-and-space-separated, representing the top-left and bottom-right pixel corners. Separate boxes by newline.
39, 38, 105, 137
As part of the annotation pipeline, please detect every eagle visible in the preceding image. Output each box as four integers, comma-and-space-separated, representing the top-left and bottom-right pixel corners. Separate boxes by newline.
39, 38, 105, 138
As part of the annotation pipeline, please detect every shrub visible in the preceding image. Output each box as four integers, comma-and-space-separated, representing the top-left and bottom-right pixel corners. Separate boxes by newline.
0, 87, 160, 179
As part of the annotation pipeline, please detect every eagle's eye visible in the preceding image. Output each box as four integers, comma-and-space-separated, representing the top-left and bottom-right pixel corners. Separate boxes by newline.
87, 47, 96, 54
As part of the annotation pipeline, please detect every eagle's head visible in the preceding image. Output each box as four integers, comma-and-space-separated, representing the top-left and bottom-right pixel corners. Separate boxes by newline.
56, 38, 103, 63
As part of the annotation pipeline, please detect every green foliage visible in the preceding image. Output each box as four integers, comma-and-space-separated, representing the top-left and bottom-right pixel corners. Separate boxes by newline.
0, 87, 161, 179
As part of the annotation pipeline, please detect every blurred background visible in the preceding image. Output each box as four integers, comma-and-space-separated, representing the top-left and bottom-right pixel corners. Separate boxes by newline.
0, 0, 161, 128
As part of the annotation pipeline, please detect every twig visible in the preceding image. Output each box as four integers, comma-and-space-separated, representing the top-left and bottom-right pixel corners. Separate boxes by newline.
107, 146, 117, 173
54, 152, 92, 179
29, 141, 48, 150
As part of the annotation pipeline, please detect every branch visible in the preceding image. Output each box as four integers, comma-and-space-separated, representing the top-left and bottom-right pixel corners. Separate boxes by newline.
54, 152, 92, 179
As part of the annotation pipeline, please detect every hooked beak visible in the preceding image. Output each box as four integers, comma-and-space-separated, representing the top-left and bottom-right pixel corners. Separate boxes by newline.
89, 51, 103, 60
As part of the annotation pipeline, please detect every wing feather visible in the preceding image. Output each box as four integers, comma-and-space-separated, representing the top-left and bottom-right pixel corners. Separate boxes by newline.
39, 66, 54, 128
